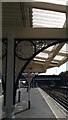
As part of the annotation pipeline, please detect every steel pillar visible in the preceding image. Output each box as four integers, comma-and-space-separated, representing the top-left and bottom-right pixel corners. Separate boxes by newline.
18, 80, 21, 102
2, 33, 15, 118
28, 74, 30, 109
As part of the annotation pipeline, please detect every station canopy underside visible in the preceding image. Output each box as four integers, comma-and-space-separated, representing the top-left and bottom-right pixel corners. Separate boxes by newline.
2, 1, 68, 73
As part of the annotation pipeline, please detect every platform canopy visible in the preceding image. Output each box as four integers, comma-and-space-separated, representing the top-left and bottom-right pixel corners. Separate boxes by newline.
2, 1, 68, 73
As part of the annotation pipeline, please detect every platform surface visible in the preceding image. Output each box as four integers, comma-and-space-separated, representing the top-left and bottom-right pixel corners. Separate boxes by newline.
0, 88, 67, 119
15, 88, 55, 118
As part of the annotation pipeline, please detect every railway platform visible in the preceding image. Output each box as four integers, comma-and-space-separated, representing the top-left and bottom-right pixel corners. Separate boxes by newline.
0, 88, 68, 119
15, 88, 67, 119
15, 88, 55, 118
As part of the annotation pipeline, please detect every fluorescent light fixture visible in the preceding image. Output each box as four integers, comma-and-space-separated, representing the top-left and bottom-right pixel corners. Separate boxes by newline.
54, 55, 64, 60
32, 8, 66, 28
33, 0, 68, 6
34, 58, 45, 62
36, 52, 48, 58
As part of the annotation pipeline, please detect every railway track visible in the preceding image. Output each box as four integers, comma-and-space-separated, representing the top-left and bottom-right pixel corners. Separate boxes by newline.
41, 87, 68, 111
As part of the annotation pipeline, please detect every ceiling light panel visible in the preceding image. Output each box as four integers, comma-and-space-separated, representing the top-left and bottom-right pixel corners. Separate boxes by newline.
32, 8, 66, 28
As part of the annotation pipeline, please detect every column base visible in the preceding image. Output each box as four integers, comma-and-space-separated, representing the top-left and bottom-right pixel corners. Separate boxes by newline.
28, 101, 30, 109
18, 91, 20, 102
2, 105, 15, 118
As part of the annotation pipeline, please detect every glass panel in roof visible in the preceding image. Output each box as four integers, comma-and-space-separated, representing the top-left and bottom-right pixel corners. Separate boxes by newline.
34, 58, 45, 62
51, 61, 59, 63
36, 52, 48, 58
59, 43, 68, 54
54, 55, 64, 60
32, 8, 66, 28
33, 0, 68, 6
45, 46, 54, 51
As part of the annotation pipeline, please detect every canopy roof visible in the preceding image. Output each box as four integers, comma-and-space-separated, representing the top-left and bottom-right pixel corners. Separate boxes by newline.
2, 1, 68, 73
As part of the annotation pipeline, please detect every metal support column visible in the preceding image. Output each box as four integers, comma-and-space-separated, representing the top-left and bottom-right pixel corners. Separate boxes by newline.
2, 33, 15, 118
28, 74, 30, 109
18, 80, 21, 102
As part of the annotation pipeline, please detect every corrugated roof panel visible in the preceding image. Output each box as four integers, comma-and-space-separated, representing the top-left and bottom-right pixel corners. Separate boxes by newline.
32, 8, 66, 28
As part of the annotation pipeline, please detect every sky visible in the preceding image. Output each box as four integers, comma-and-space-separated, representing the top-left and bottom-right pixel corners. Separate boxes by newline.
39, 61, 68, 75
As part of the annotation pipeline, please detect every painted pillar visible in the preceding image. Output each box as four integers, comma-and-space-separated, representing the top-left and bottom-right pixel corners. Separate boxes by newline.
3, 33, 15, 118
18, 80, 21, 102
28, 74, 30, 109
